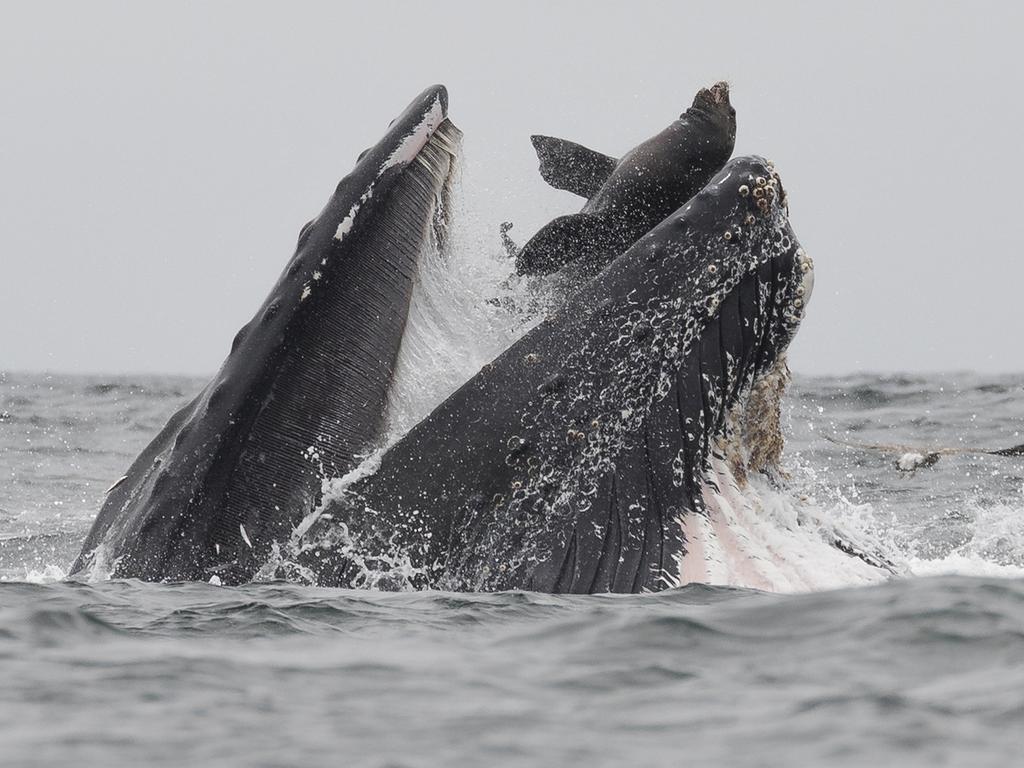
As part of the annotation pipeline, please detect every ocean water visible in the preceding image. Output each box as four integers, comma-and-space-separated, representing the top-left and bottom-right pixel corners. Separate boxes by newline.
2, 370, 1023, 766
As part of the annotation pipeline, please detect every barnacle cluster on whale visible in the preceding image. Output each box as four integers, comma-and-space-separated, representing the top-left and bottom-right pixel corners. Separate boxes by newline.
70, 82, 883, 593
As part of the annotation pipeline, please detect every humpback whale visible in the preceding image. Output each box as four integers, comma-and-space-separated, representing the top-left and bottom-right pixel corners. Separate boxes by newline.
71, 85, 462, 581
290, 156, 815, 593
513, 81, 736, 277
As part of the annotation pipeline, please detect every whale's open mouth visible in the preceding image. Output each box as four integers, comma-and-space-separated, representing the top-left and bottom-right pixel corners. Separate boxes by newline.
282, 155, 832, 594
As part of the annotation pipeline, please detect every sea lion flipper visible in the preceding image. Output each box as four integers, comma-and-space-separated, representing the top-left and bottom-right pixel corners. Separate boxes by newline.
515, 213, 619, 276
530, 135, 618, 199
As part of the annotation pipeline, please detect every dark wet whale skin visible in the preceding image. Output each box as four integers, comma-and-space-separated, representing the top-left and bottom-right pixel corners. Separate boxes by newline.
72, 86, 458, 583
300, 156, 807, 593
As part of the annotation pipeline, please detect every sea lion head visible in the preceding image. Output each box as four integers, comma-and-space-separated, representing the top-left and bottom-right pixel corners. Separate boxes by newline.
690, 81, 736, 142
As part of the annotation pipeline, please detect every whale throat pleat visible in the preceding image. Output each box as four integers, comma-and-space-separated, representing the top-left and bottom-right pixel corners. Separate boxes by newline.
207, 121, 463, 569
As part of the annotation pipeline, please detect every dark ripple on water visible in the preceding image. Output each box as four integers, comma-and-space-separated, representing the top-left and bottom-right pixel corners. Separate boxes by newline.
0, 578, 1022, 767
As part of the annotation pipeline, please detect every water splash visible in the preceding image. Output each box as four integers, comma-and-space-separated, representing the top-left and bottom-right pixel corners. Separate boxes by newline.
384, 164, 544, 442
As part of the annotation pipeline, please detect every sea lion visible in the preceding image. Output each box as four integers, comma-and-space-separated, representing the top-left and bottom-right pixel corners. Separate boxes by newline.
514, 81, 736, 277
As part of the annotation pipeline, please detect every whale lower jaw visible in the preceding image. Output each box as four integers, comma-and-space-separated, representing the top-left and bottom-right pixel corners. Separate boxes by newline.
70, 88, 464, 584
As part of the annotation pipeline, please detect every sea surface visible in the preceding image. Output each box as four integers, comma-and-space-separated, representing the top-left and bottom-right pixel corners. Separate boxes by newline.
1, 370, 1022, 766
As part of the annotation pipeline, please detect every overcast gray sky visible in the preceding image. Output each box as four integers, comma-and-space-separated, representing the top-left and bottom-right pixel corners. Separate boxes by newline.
2, 1, 1021, 376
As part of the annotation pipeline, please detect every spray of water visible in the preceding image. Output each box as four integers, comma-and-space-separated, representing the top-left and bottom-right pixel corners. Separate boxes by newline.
382, 160, 542, 442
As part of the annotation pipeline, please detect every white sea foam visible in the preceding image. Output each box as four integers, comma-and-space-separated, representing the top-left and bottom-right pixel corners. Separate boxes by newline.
675, 455, 893, 593
792, 454, 1024, 583
897, 495, 1024, 579
678, 460, 1024, 591
907, 551, 1024, 579
23, 563, 67, 584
